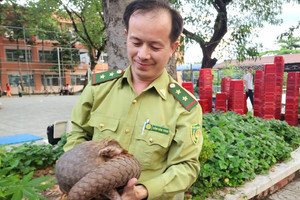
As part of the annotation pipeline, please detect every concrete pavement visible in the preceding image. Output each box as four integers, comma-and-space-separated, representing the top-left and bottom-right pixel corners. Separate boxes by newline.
0, 95, 79, 139
267, 177, 300, 200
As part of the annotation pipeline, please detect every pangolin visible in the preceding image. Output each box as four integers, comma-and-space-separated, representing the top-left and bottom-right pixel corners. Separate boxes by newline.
55, 138, 141, 200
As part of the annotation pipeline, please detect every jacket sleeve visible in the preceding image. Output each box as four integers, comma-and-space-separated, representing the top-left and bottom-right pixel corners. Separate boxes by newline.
141, 105, 203, 199
63, 84, 94, 152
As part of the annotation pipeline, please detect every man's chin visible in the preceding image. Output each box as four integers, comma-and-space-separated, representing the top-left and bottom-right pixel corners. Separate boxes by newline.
134, 71, 155, 80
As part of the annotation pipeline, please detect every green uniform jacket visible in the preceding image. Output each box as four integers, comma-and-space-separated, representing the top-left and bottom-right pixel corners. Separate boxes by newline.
64, 67, 203, 200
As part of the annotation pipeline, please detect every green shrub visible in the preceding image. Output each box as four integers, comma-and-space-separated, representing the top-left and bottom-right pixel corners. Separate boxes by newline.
0, 143, 63, 176
191, 111, 299, 199
0, 170, 54, 200
0, 134, 67, 200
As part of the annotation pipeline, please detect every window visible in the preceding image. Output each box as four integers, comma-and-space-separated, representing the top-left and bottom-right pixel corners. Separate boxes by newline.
5, 49, 32, 62
8, 74, 34, 87
39, 50, 56, 63
71, 75, 85, 86
41, 74, 65, 86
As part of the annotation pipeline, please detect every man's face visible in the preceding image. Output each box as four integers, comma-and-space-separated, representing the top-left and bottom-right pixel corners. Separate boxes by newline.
125, 10, 178, 82
249, 68, 253, 73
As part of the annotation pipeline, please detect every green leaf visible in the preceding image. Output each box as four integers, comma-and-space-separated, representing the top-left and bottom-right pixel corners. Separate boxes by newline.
11, 190, 22, 200
10, 160, 19, 168
28, 176, 52, 187
218, 160, 227, 170
34, 182, 54, 191
21, 172, 34, 183
23, 187, 40, 200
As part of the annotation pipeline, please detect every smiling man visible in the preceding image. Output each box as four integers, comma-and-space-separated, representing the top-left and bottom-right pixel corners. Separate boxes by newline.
63, 0, 203, 199
125, 6, 177, 94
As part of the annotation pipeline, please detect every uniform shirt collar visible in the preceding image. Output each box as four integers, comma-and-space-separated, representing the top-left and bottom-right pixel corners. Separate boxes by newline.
120, 66, 169, 100
149, 69, 169, 100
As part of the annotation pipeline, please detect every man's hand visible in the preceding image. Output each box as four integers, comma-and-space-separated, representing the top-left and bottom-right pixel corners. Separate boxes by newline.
121, 178, 148, 200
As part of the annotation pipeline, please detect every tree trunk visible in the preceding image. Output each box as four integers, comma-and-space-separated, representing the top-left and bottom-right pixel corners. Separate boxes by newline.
102, 0, 177, 81
161, 0, 177, 81
166, 53, 177, 80
102, 0, 132, 70
202, 49, 218, 69
183, 0, 228, 69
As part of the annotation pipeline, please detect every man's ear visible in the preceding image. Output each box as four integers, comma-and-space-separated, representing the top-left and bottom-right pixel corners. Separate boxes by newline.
170, 41, 179, 56
124, 29, 128, 36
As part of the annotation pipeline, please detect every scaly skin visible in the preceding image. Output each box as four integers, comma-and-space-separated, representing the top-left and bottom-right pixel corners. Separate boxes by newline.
55, 139, 141, 200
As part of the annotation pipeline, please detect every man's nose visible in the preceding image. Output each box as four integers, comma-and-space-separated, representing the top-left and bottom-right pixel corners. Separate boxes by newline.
138, 45, 150, 60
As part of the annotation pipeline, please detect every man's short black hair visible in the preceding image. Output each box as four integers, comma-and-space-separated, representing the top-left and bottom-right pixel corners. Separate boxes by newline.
123, 0, 183, 44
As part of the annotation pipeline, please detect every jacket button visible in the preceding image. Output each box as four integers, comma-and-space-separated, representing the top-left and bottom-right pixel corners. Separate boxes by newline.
170, 83, 176, 88
99, 124, 104, 128
125, 129, 130, 134
149, 138, 153, 143
132, 99, 137, 104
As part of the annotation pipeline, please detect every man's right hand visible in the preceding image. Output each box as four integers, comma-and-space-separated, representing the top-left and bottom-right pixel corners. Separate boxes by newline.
121, 178, 148, 200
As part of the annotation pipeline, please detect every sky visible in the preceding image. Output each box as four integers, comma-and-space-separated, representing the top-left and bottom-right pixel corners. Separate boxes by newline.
184, 2, 300, 64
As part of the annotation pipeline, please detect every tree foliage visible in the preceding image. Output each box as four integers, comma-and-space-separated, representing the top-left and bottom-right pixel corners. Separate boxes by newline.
2, 0, 107, 86
173, 0, 298, 68
3, 0, 299, 72
259, 23, 300, 56
0, 0, 32, 89
59, 0, 106, 67
277, 23, 300, 50
50, 31, 80, 75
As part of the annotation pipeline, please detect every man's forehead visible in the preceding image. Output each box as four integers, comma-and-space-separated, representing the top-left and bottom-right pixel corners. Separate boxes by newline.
131, 8, 170, 21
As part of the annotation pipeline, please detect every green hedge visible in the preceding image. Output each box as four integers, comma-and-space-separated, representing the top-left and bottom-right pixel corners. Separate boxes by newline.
191, 111, 300, 199
0, 135, 66, 200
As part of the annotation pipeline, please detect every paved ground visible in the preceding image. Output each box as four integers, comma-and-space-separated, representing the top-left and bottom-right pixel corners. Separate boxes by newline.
0, 95, 79, 139
267, 177, 300, 200
0, 94, 299, 200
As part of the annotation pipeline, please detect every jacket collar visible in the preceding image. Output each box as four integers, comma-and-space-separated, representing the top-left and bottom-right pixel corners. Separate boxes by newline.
120, 66, 170, 100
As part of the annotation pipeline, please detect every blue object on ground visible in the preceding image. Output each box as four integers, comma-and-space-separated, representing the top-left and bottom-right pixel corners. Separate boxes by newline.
0, 133, 43, 145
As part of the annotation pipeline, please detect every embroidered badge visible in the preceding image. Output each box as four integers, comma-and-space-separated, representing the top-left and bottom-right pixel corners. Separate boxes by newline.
145, 122, 169, 135
191, 124, 201, 144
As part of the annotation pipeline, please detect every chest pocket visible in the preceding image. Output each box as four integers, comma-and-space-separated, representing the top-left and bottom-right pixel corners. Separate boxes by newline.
88, 113, 120, 141
135, 129, 173, 170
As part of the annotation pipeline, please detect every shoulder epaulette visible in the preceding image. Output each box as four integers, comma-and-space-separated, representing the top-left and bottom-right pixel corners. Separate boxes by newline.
168, 83, 198, 111
91, 69, 124, 85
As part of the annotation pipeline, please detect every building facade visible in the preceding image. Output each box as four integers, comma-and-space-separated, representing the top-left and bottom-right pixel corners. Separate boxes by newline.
0, 34, 108, 95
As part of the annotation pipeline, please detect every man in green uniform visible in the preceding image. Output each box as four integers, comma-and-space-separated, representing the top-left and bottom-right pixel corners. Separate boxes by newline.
64, 0, 203, 199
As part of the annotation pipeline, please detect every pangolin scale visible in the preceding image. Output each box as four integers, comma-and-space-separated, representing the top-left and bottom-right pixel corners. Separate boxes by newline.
55, 138, 141, 200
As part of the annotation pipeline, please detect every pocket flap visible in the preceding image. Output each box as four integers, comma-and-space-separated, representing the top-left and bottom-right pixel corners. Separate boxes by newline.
136, 132, 170, 148
88, 113, 119, 132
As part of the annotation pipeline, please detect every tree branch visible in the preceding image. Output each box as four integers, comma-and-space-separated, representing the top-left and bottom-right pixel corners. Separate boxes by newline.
64, 6, 87, 43
182, 28, 205, 48
206, 0, 228, 52
68, 8, 98, 50
95, 2, 106, 29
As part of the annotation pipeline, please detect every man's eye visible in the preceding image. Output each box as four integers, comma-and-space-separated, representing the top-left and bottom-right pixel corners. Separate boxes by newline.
133, 42, 141, 46
151, 46, 160, 51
